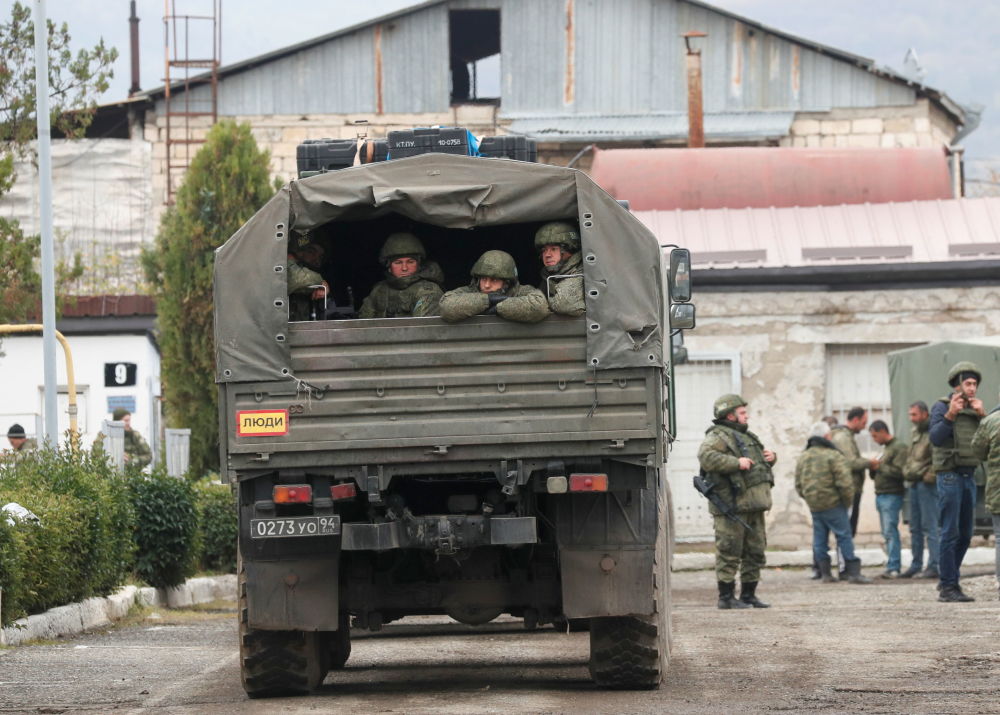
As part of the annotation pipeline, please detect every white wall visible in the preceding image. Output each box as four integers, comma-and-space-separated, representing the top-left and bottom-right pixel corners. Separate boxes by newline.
0, 333, 160, 453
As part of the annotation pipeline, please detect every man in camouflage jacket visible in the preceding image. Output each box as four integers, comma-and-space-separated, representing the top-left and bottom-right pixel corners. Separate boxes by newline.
971, 397, 1000, 599
901, 401, 939, 579
287, 242, 329, 321
870, 420, 908, 578
358, 233, 444, 319
829, 407, 879, 537
534, 221, 585, 317
794, 421, 869, 583
439, 250, 550, 324
697, 394, 776, 609
113, 408, 152, 470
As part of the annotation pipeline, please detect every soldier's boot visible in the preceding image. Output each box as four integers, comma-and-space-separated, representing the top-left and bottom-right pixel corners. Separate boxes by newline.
844, 558, 873, 584
739, 581, 770, 608
717, 581, 750, 610
817, 557, 838, 583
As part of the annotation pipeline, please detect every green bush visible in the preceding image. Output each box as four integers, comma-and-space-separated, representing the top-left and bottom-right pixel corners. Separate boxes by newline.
194, 478, 238, 573
129, 466, 198, 589
0, 444, 135, 625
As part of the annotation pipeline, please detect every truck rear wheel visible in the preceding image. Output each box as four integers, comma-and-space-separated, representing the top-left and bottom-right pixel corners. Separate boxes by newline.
324, 613, 352, 670
238, 558, 326, 697
588, 484, 671, 689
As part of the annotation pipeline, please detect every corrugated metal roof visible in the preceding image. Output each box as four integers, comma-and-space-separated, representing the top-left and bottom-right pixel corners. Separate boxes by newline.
505, 111, 794, 142
636, 197, 1000, 268
139, 0, 966, 130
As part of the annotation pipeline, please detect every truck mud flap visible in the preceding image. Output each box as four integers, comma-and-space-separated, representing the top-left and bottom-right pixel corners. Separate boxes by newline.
560, 547, 654, 619
245, 557, 340, 631
341, 516, 537, 552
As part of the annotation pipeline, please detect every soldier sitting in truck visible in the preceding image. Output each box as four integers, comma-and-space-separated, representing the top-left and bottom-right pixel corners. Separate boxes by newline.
439, 249, 550, 323
358, 233, 444, 318
287, 239, 329, 321
535, 221, 585, 317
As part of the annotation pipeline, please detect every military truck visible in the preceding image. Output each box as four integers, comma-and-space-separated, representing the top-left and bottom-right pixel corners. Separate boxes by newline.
888, 338, 1000, 536
214, 142, 694, 696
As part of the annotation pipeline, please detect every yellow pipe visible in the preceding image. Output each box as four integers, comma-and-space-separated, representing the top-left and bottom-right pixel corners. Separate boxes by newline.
0, 324, 79, 449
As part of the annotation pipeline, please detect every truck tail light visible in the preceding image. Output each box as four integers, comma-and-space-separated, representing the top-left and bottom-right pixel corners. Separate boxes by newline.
330, 482, 357, 501
569, 473, 608, 492
273, 485, 313, 504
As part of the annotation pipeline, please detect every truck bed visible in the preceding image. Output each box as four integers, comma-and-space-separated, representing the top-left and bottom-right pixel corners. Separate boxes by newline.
222, 316, 661, 476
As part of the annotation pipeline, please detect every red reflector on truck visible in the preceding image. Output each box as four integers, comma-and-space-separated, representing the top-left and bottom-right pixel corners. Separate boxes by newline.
273, 485, 313, 504
569, 473, 608, 492
330, 483, 357, 501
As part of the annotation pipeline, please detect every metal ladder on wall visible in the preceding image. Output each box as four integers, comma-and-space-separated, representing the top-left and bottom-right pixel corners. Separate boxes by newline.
162, 0, 221, 204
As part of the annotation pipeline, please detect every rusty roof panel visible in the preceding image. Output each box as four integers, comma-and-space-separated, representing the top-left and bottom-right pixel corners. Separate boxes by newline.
589, 146, 954, 211
635, 197, 1000, 268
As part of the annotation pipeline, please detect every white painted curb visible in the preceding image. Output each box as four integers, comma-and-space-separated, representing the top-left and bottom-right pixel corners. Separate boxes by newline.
1, 574, 236, 647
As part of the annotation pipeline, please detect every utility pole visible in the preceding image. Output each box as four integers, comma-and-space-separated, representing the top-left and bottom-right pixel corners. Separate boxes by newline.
33, 0, 59, 445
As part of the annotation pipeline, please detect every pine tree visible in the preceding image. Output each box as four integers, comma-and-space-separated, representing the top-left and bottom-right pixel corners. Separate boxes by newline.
142, 121, 274, 475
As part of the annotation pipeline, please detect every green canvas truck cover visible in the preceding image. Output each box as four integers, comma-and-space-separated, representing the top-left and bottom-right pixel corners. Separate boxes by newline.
213, 153, 665, 384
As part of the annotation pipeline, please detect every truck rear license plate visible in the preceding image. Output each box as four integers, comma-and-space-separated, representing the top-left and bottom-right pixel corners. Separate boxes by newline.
250, 516, 341, 539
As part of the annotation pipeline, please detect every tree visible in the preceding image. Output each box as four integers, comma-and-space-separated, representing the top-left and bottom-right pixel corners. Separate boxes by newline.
142, 121, 275, 475
0, 2, 115, 327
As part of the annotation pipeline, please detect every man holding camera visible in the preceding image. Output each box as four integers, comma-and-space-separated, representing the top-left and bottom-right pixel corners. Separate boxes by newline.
929, 361, 986, 603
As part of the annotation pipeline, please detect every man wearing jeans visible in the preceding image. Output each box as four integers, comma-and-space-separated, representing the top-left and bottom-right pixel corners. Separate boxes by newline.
902, 401, 939, 579
971, 395, 1000, 600
869, 420, 908, 578
795, 421, 871, 584
929, 361, 986, 603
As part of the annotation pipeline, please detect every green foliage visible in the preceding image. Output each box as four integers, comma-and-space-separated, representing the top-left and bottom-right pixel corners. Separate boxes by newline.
0, 2, 114, 331
128, 466, 199, 590
142, 120, 274, 475
0, 443, 134, 624
193, 478, 238, 572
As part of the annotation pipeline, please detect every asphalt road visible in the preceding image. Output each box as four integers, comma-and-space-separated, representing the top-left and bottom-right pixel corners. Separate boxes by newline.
1, 567, 998, 714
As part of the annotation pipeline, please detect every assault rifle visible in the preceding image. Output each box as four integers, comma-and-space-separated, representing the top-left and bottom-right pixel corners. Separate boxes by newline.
692, 473, 752, 531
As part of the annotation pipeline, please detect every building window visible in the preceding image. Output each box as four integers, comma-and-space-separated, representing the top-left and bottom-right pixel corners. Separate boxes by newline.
449, 10, 500, 104
825, 344, 920, 453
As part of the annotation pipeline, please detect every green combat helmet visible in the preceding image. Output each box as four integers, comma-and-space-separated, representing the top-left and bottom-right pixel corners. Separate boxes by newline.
471, 250, 518, 281
379, 232, 426, 264
947, 361, 982, 387
534, 221, 581, 253
713, 393, 747, 420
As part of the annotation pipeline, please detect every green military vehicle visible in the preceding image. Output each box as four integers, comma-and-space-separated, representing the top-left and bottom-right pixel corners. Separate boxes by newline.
214, 147, 693, 696
888, 338, 1000, 536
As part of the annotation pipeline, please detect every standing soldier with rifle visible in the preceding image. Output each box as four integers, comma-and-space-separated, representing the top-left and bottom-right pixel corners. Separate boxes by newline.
697, 394, 777, 610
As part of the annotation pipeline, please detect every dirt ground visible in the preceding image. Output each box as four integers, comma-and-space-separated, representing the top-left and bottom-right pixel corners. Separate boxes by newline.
1, 565, 998, 714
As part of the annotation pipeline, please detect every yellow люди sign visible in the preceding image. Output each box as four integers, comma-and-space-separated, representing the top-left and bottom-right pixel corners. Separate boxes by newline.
236, 409, 289, 436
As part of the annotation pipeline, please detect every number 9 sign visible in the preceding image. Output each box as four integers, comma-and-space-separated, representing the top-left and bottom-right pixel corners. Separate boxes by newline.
104, 362, 137, 387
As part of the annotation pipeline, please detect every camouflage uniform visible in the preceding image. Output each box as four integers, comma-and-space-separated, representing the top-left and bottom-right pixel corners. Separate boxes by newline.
971, 409, 1000, 589
903, 418, 939, 575
439, 250, 550, 324
829, 424, 869, 535
287, 259, 326, 322
358, 261, 444, 318
124, 429, 152, 469
794, 437, 854, 512
872, 437, 907, 495
697, 410, 775, 587
535, 222, 585, 317
903, 419, 934, 486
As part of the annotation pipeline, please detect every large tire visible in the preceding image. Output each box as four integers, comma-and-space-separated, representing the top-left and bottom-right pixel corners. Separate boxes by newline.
238, 557, 326, 698
588, 478, 671, 689
324, 613, 352, 670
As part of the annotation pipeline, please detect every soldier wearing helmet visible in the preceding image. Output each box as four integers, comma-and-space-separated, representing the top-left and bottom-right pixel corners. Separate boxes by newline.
697, 393, 777, 610
929, 360, 986, 603
439, 250, 549, 323
358, 233, 444, 319
287, 238, 330, 321
534, 221, 585, 317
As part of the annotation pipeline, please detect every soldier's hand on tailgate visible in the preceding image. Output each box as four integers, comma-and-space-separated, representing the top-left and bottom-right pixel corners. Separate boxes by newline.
738, 456, 754, 470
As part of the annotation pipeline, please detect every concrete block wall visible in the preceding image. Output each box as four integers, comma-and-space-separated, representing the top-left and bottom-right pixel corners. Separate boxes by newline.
781, 100, 957, 150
